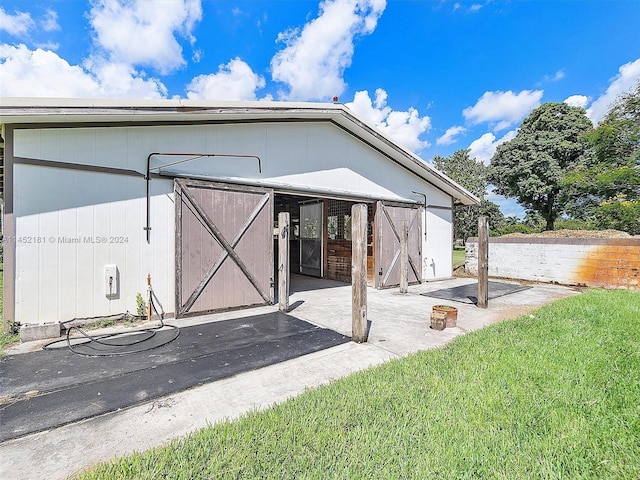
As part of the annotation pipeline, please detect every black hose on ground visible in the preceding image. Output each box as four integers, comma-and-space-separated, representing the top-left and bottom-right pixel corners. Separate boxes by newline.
42, 296, 179, 357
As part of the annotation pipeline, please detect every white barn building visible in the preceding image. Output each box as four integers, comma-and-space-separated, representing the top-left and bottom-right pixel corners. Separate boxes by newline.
0, 98, 478, 340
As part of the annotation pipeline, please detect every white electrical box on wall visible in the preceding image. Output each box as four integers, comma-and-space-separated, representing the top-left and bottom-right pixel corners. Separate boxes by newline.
105, 265, 118, 298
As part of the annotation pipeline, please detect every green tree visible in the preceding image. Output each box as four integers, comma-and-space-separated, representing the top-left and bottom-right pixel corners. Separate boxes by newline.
432, 149, 505, 242
565, 82, 640, 234
433, 149, 487, 198
487, 102, 593, 231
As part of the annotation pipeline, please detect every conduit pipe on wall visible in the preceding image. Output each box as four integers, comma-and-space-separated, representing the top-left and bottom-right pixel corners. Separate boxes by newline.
412, 191, 428, 239
144, 152, 262, 243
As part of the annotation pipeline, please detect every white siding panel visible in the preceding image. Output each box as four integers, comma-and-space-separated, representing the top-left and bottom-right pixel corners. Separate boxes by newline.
423, 207, 453, 280
14, 214, 40, 324
38, 211, 60, 323
146, 181, 175, 314
123, 195, 143, 311
75, 205, 96, 316
13, 164, 174, 326
58, 128, 80, 164
93, 201, 112, 315
58, 208, 79, 322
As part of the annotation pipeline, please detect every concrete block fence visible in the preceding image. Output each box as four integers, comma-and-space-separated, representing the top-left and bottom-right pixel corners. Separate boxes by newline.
465, 237, 640, 290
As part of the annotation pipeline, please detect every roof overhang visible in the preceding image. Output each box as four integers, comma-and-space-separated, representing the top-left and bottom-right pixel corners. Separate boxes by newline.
0, 97, 479, 206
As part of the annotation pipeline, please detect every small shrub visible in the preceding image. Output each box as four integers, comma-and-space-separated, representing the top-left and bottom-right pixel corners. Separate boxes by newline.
136, 293, 147, 318
1, 322, 20, 355
554, 218, 597, 231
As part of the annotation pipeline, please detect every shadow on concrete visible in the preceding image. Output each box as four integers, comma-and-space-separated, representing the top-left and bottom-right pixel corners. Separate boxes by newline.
421, 281, 532, 304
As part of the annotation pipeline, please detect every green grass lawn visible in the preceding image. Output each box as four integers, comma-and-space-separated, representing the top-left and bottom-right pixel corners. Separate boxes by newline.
453, 246, 466, 268
78, 288, 640, 479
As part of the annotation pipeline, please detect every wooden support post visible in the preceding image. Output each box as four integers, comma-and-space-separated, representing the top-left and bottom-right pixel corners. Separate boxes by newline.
352, 203, 368, 342
478, 215, 489, 309
400, 220, 409, 293
278, 212, 290, 312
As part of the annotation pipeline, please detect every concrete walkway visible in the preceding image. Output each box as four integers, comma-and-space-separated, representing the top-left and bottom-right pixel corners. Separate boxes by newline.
0, 277, 578, 480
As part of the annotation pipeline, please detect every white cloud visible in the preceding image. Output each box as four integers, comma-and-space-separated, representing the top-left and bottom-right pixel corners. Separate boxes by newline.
542, 69, 565, 83
451, 2, 484, 14
0, 44, 100, 97
586, 58, 640, 124
41, 9, 61, 32
84, 56, 168, 98
564, 94, 588, 109
88, 0, 202, 75
463, 89, 543, 131
0, 43, 166, 98
468, 130, 517, 165
0, 7, 35, 37
346, 88, 431, 153
186, 57, 265, 100
270, 0, 386, 101
437, 126, 466, 146
346, 88, 389, 124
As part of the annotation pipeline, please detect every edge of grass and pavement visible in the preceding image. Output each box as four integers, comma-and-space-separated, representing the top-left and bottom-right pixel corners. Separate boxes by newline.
76, 288, 640, 480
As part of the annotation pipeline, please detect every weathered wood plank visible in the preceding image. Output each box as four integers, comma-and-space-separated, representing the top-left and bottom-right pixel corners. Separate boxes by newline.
400, 220, 409, 294
352, 204, 368, 343
278, 212, 290, 312
478, 216, 489, 308
174, 182, 183, 316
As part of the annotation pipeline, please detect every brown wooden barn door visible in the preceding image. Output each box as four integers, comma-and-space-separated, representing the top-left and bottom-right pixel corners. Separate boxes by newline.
175, 179, 274, 317
374, 202, 422, 289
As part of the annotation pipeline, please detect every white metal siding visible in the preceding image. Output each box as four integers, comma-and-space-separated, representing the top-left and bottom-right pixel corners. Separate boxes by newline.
13, 164, 174, 325
422, 207, 453, 280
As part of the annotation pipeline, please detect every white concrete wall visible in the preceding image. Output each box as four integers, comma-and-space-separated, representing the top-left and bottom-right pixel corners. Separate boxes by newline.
466, 240, 582, 283
11, 122, 456, 325
466, 238, 640, 289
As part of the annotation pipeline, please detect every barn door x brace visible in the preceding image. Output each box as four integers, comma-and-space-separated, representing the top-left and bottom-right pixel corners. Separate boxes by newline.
144, 152, 262, 243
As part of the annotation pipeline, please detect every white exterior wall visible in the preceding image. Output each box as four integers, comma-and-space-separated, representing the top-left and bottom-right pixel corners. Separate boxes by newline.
423, 206, 454, 280
11, 122, 455, 325
14, 123, 452, 204
13, 164, 174, 324
465, 238, 640, 289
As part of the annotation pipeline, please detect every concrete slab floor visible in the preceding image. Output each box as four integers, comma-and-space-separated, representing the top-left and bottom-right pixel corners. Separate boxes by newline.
0, 277, 579, 480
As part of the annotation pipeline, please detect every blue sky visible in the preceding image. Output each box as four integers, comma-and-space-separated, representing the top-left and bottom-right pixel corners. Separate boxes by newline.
1, 0, 639, 217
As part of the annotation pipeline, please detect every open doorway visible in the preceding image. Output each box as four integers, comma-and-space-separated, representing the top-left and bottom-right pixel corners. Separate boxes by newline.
274, 195, 375, 289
